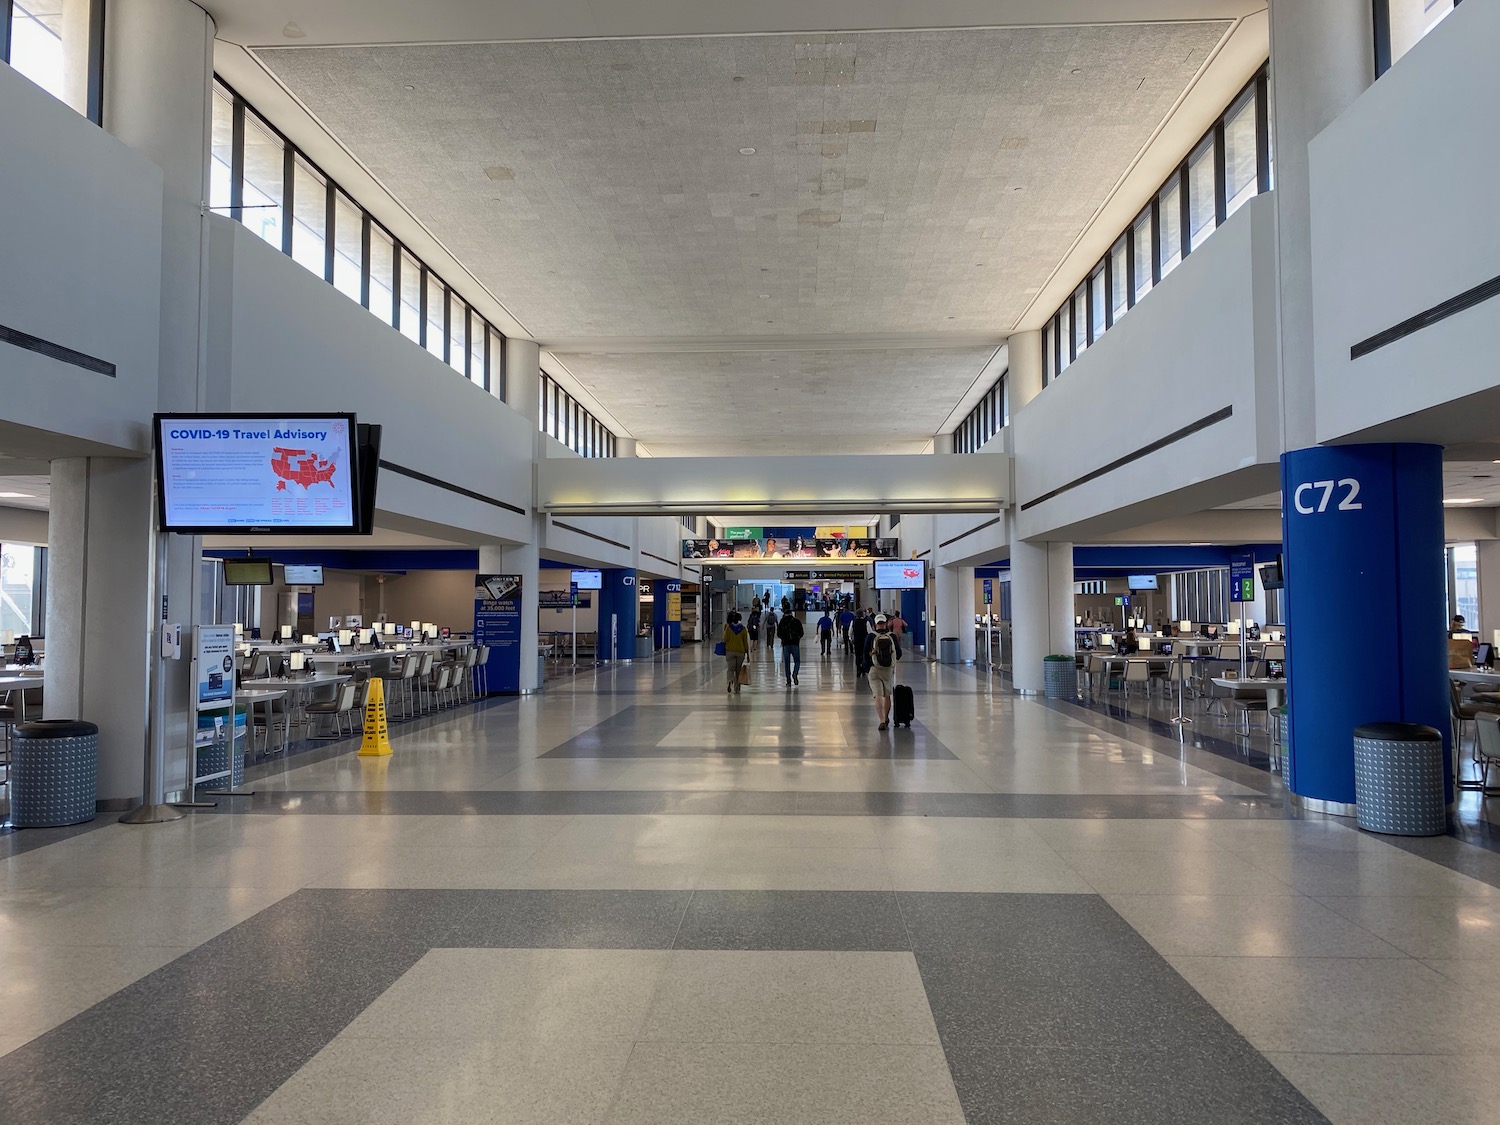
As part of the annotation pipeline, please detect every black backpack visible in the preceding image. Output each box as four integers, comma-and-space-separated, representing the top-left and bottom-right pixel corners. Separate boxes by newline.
873, 634, 895, 668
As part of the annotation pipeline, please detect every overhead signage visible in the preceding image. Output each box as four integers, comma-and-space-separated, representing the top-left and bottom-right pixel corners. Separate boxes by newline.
784, 570, 811, 581
570, 569, 602, 590
540, 590, 591, 608
1230, 550, 1255, 603
682, 537, 901, 561
813, 569, 862, 580
982, 578, 993, 605
665, 581, 682, 623
724, 527, 763, 540
155, 413, 359, 533
873, 559, 926, 590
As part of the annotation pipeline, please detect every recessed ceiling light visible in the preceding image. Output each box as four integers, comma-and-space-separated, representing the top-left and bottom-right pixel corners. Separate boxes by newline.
739, 148, 756, 155
403, 84, 414, 91
282, 21, 306, 38
1445, 498, 1485, 505
758, 294, 770, 299
0, 492, 32, 498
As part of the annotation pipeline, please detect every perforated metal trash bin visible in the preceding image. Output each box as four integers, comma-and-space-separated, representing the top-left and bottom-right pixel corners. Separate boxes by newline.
1353, 722, 1445, 836
1043, 655, 1077, 700
11, 719, 98, 828
939, 637, 960, 664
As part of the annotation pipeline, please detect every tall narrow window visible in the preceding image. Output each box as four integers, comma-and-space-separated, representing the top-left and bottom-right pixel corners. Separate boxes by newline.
1042, 322, 1054, 383
331, 190, 364, 302
470, 315, 487, 388
368, 225, 396, 327
1383, 0, 1458, 71
398, 251, 423, 346
1158, 178, 1183, 279
210, 86, 235, 215
1088, 270, 1106, 342
1223, 90, 1258, 218
1187, 139, 1216, 250
242, 111, 285, 250
490, 326, 507, 399
1132, 212, 1154, 302
291, 157, 328, 279
1057, 305, 1071, 375
1109, 239, 1128, 324
1072, 288, 1087, 358
448, 296, 469, 378
8, 1, 65, 104
425, 272, 446, 363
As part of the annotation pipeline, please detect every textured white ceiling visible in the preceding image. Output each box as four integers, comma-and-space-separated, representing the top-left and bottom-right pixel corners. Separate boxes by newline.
555, 347, 996, 455
257, 23, 1229, 452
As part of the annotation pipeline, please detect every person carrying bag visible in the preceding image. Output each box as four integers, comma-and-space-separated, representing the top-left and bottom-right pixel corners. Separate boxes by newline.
721, 611, 750, 695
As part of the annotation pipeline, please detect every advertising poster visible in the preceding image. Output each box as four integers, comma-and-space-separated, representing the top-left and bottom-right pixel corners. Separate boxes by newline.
474, 574, 523, 693
196, 624, 236, 704
157, 415, 356, 530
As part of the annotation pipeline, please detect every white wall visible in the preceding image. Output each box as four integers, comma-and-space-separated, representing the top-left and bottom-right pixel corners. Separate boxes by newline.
1309, 0, 1500, 444
206, 218, 535, 544
1013, 193, 1281, 542
0, 63, 163, 456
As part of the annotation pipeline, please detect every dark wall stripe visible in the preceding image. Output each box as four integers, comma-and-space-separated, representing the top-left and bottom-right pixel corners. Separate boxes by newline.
938, 517, 1002, 550
1020, 406, 1234, 512
0, 323, 115, 377
1350, 273, 1500, 360
641, 550, 679, 570
552, 520, 631, 551
378, 460, 525, 515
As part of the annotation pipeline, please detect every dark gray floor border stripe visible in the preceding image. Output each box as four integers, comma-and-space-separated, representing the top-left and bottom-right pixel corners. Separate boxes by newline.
223, 788, 1297, 819
0, 890, 1328, 1125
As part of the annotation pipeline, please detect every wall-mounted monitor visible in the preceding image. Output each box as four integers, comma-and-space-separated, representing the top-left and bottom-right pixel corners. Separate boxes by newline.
571, 569, 603, 590
155, 413, 360, 533
1259, 562, 1284, 591
223, 558, 274, 585
283, 564, 325, 586
1127, 574, 1158, 591
873, 559, 927, 590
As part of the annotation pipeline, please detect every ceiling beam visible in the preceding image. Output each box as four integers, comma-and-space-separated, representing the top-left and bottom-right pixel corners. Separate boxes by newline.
540, 333, 1006, 355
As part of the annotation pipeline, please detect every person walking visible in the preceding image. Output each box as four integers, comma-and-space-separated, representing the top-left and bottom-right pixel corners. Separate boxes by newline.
816, 609, 834, 656
778, 611, 805, 686
862, 613, 903, 730
763, 608, 778, 658
748, 605, 762, 652
722, 611, 749, 694
890, 609, 907, 638
851, 609, 871, 675
838, 605, 855, 653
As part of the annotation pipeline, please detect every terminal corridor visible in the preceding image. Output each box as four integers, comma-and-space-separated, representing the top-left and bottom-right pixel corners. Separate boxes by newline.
3, 649, 1499, 1125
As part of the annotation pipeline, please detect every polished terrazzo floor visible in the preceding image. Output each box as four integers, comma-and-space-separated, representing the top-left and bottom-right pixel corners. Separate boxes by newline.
3, 646, 1500, 1124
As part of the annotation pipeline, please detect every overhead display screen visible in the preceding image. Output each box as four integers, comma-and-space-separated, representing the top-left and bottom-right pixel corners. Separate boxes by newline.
283, 564, 325, 586
156, 413, 359, 533
571, 569, 602, 590
873, 559, 927, 590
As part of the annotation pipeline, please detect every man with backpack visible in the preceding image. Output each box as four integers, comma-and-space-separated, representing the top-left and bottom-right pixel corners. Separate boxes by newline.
777, 611, 805, 686
862, 614, 903, 730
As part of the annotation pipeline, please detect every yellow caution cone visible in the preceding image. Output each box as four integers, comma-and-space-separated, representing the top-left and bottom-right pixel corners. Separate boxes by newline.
358, 676, 393, 757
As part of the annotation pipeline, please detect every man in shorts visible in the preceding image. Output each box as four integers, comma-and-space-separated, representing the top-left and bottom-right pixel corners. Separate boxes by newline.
862, 614, 903, 730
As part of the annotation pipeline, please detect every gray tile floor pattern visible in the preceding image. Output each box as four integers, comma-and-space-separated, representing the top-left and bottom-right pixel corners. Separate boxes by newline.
0, 890, 1327, 1125
5, 648, 1499, 1123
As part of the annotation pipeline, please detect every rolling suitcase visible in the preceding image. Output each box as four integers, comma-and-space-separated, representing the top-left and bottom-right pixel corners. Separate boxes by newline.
892, 684, 915, 728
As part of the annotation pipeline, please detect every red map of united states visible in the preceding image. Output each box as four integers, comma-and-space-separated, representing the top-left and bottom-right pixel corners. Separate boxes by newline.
271, 447, 337, 492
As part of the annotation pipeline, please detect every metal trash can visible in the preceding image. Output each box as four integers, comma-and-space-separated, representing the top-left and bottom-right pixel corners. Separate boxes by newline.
939, 637, 960, 664
1353, 722, 1446, 836
1043, 655, 1077, 700
12, 719, 98, 828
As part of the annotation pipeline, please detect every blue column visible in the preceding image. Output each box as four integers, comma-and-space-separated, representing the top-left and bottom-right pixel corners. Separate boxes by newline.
901, 589, 927, 651
597, 569, 637, 662
1281, 444, 1450, 810
663, 581, 682, 649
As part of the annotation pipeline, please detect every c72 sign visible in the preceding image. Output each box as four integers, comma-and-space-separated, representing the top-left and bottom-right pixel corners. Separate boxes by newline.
1292, 478, 1362, 515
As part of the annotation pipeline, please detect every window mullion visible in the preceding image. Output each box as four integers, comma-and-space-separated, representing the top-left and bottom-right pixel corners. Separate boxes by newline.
322, 181, 336, 283
85, 0, 105, 124
418, 266, 428, 348
229, 96, 246, 222
0, 0, 13, 66
1150, 198, 1162, 284
1255, 68, 1272, 194
280, 146, 295, 256
1213, 120, 1228, 226
442, 285, 452, 365
359, 213, 372, 309
1176, 166, 1191, 260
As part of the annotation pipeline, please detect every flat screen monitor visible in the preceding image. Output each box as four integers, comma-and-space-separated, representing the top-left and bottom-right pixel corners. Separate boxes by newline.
873, 559, 926, 590
1127, 574, 1158, 591
1477, 643, 1494, 668
223, 558, 274, 585
155, 413, 360, 533
1266, 659, 1285, 679
571, 569, 603, 590
1159, 642, 1174, 656
283, 564, 324, 586
1259, 562, 1284, 591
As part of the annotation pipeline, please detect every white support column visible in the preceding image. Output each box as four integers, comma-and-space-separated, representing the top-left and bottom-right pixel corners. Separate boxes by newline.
45, 458, 160, 802
1478, 540, 1500, 648
955, 565, 977, 663
508, 339, 542, 427
1269, 0, 1374, 450
480, 540, 541, 693
615, 437, 637, 458
1010, 539, 1075, 693
932, 432, 954, 455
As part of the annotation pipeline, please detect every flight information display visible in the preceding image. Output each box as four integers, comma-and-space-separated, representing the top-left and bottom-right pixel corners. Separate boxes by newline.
873, 559, 927, 590
156, 414, 359, 533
